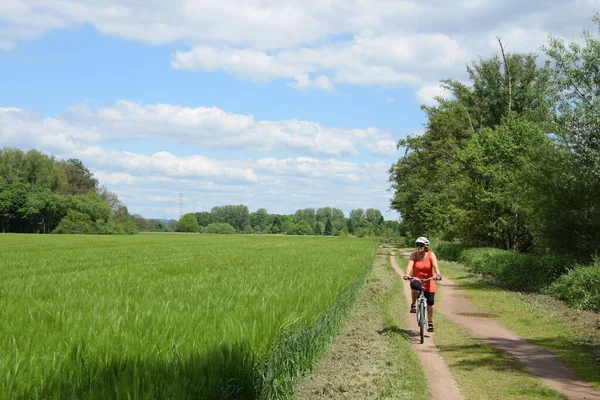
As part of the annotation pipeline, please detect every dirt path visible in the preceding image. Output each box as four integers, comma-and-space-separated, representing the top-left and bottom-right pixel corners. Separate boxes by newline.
395, 251, 600, 400
389, 251, 465, 400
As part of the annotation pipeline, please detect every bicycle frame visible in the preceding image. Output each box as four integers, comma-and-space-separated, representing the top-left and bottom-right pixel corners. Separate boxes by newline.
406, 276, 436, 344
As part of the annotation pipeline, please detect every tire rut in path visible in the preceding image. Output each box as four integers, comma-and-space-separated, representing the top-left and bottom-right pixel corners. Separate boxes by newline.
396, 251, 600, 400
389, 251, 465, 400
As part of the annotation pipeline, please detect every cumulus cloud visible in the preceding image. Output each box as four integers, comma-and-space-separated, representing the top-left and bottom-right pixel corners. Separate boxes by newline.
171, 32, 465, 88
288, 74, 334, 92
2, 1, 596, 99
62, 100, 397, 158
415, 83, 452, 106
0, 104, 398, 218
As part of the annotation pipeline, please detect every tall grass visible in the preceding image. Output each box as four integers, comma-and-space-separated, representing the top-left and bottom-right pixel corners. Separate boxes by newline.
0, 234, 376, 399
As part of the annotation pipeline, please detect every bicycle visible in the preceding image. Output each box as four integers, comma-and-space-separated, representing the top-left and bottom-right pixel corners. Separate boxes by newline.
403, 275, 439, 344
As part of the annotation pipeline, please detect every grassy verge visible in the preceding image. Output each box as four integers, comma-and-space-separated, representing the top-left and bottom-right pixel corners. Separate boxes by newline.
379, 251, 429, 399
438, 259, 600, 391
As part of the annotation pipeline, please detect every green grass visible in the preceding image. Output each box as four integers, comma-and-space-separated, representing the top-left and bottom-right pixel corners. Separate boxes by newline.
438, 259, 600, 391
0, 234, 376, 399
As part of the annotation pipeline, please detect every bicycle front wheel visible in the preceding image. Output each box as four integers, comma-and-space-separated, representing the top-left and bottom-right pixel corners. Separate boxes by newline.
418, 303, 425, 344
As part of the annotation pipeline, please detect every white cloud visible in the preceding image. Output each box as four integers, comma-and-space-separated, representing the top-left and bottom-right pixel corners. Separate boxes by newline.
1, 1, 597, 101
61, 100, 397, 158
415, 84, 452, 106
171, 32, 465, 88
0, 104, 398, 219
289, 74, 334, 92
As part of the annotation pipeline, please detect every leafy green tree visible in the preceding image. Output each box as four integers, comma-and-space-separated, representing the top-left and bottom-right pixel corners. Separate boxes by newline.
249, 208, 270, 232
21, 188, 63, 233
58, 159, 98, 195
537, 15, 600, 258
349, 209, 365, 223
294, 208, 316, 225
281, 215, 296, 235
177, 213, 200, 233
365, 208, 384, 228
324, 218, 332, 236
270, 215, 283, 234
194, 211, 212, 227
313, 221, 324, 235
390, 47, 555, 249
316, 207, 332, 222
296, 220, 313, 235
210, 205, 249, 232
347, 218, 356, 234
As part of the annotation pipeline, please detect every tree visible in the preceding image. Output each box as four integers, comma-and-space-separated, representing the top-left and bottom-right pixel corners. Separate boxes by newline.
21, 188, 63, 233
324, 218, 333, 236
177, 213, 199, 233
270, 215, 283, 234
296, 220, 313, 235
537, 14, 600, 258
281, 215, 296, 235
58, 159, 98, 195
347, 218, 356, 234
249, 208, 270, 232
316, 207, 332, 222
97, 186, 123, 212
365, 208, 384, 228
194, 211, 212, 227
210, 205, 249, 232
313, 221, 324, 235
349, 209, 365, 223
294, 208, 316, 225
389, 47, 556, 249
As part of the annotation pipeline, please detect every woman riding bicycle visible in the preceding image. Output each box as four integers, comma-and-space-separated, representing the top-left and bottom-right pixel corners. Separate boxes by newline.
403, 237, 442, 332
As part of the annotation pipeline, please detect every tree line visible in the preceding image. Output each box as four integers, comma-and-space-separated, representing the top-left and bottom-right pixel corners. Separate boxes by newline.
135, 205, 405, 237
389, 14, 600, 261
0, 148, 137, 234
0, 148, 402, 237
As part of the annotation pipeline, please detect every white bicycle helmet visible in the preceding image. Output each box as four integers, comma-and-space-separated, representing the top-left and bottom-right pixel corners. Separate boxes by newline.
415, 236, 430, 246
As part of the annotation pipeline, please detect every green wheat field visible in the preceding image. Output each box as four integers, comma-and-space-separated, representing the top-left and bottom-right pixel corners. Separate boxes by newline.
0, 234, 376, 399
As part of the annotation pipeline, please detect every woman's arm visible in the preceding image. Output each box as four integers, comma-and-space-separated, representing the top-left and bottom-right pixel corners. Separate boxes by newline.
430, 252, 441, 276
405, 253, 415, 276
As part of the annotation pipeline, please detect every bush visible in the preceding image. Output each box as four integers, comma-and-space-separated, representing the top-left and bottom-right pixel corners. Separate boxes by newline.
457, 248, 567, 292
431, 241, 471, 261
202, 223, 236, 234
177, 214, 199, 233
53, 210, 96, 234
544, 261, 600, 312
431, 241, 568, 292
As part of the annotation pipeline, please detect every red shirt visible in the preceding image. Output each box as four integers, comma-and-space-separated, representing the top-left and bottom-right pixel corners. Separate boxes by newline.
413, 251, 436, 293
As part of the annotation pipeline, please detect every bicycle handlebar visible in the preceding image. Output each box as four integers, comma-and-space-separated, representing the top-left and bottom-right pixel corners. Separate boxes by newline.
403, 275, 440, 282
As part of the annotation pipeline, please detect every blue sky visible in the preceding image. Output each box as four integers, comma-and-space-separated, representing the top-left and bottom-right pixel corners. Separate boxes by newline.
1, 1, 597, 220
